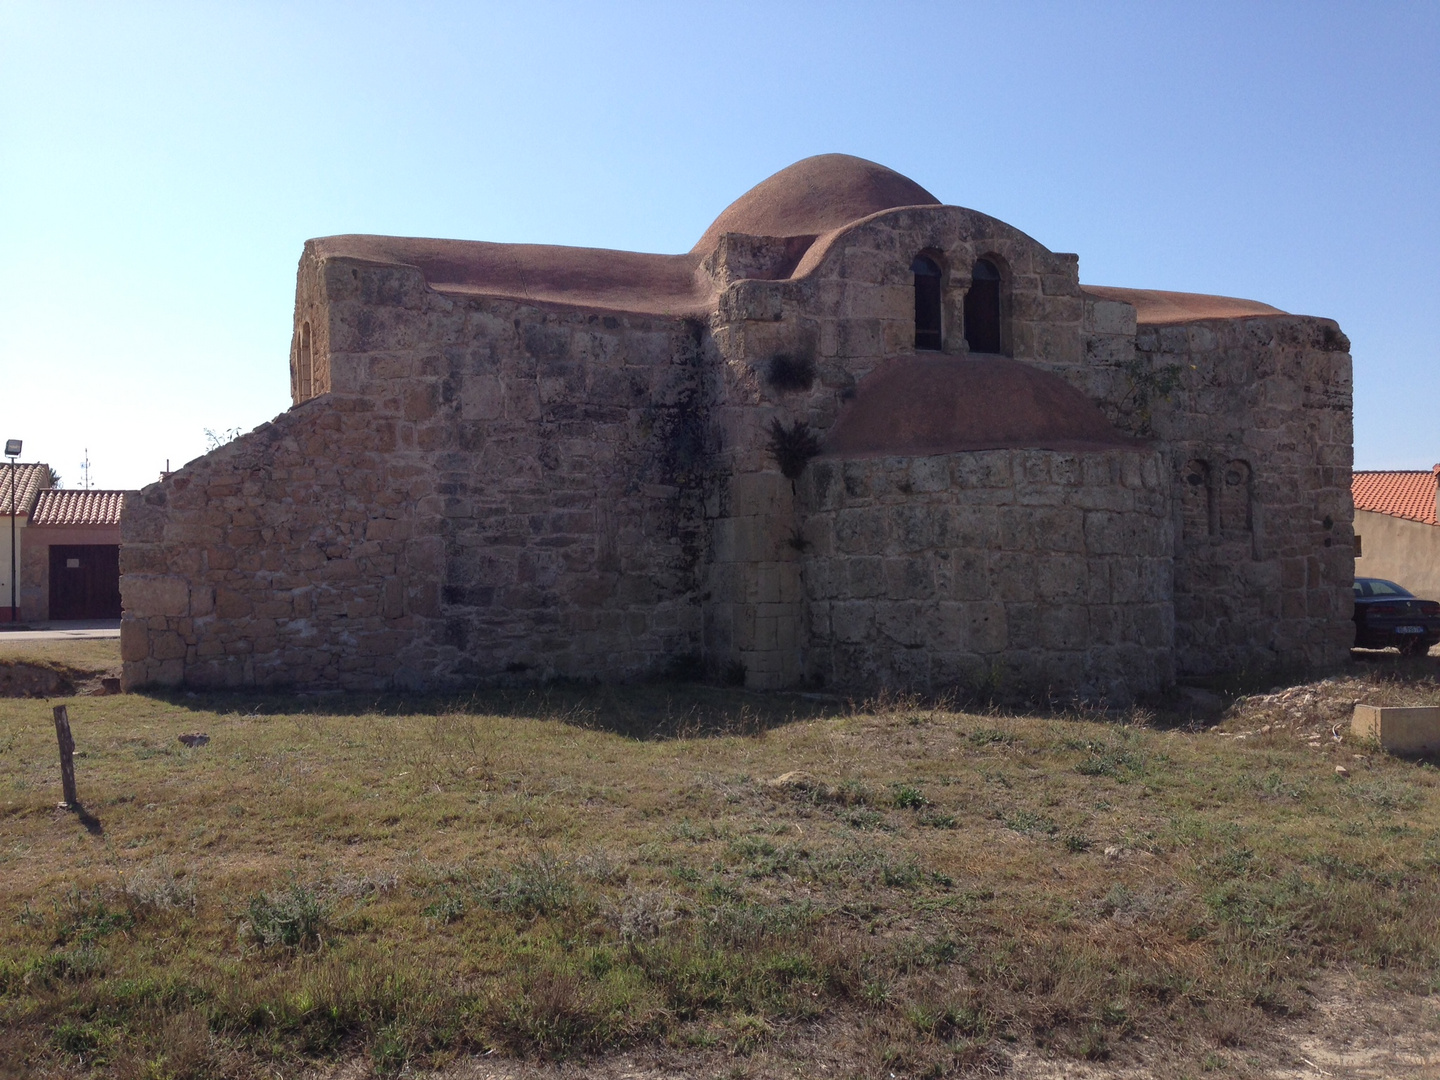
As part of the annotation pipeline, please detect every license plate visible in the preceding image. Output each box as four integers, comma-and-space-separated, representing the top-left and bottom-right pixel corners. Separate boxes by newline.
1396, 626, 1426, 634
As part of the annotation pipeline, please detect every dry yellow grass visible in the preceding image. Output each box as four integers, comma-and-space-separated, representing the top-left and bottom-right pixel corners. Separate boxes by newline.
0, 636, 121, 676
1, 661, 1439, 1078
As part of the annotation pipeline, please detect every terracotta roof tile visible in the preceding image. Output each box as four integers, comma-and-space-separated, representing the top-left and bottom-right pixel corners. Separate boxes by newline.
30, 489, 127, 527
0, 463, 52, 516
1352, 470, 1440, 526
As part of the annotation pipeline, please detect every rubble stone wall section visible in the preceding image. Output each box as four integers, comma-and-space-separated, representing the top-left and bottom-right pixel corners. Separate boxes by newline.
796, 447, 1175, 702
122, 255, 711, 690
120, 396, 441, 690
1026, 295, 1354, 677
1140, 315, 1355, 675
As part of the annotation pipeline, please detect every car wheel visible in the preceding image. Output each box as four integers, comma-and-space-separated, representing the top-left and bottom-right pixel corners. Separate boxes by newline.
1400, 638, 1431, 657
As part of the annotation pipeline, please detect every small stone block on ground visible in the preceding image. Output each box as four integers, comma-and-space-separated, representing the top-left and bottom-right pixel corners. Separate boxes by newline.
1352, 704, 1440, 754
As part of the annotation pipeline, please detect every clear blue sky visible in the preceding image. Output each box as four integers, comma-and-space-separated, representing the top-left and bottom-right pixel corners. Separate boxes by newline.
2, 2, 1436, 489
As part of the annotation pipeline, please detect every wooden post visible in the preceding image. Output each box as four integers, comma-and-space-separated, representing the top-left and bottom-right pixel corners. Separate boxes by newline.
53, 704, 77, 808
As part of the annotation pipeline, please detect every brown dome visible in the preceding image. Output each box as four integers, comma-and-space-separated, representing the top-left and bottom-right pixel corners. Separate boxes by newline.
693, 154, 939, 254
823, 356, 1143, 457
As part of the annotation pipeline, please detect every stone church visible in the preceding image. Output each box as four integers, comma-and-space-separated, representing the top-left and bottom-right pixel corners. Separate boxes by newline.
120, 155, 1355, 700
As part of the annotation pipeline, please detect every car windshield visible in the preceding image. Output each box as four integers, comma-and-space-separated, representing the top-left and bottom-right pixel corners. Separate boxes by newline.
1361, 579, 1414, 597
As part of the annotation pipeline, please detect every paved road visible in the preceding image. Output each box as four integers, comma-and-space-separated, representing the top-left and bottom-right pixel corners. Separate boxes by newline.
0, 621, 121, 641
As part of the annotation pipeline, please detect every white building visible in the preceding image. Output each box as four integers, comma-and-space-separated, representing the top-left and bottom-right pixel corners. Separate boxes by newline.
0, 463, 54, 622
1353, 468, 1440, 601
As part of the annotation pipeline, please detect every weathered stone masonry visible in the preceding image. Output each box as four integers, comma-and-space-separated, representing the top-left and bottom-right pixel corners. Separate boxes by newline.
797, 448, 1174, 702
122, 299, 710, 690
121, 154, 1353, 699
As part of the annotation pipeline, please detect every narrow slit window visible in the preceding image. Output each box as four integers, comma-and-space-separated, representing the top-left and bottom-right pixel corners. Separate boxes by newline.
298, 321, 313, 399
911, 255, 943, 351
964, 258, 1002, 354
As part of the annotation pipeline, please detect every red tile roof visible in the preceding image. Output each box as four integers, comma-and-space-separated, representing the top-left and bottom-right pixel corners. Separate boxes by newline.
30, 489, 127, 527
0, 463, 52, 516
1352, 469, 1440, 526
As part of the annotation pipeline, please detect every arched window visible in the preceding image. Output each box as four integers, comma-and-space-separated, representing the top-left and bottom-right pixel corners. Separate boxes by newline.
297, 321, 313, 400
964, 258, 1002, 354
911, 255, 943, 351
1219, 460, 1252, 534
1181, 459, 1215, 541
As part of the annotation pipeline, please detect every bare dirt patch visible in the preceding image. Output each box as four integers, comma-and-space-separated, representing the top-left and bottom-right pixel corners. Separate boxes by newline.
0, 637, 121, 697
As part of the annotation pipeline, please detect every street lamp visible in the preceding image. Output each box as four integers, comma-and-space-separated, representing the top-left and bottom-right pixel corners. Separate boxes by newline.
5, 438, 19, 624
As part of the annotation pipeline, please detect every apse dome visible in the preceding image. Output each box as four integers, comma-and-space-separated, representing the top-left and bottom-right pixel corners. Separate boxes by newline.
823, 356, 1143, 457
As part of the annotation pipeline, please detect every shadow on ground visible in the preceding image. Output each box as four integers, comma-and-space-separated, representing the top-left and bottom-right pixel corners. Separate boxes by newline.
66, 802, 103, 836
135, 680, 858, 740
126, 653, 1440, 741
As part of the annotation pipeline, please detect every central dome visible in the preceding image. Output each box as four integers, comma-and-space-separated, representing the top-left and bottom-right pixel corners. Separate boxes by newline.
693, 154, 940, 254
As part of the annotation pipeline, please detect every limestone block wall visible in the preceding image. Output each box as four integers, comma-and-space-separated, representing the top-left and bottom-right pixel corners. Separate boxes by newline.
1027, 292, 1138, 418
1021, 293, 1353, 678
123, 255, 711, 690
121, 397, 440, 690
796, 447, 1174, 702
1139, 315, 1354, 675
289, 253, 330, 404
316, 269, 711, 685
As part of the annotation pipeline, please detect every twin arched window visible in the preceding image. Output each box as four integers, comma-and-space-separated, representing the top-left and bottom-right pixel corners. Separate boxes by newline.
964, 259, 1002, 354
911, 256, 942, 350
911, 255, 1004, 354
1182, 458, 1254, 541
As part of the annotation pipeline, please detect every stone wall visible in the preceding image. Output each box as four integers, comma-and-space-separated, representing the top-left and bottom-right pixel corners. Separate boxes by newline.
1138, 316, 1354, 675
796, 448, 1173, 702
121, 254, 711, 690
121, 396, 439, 689
1030, 295, 1354, 677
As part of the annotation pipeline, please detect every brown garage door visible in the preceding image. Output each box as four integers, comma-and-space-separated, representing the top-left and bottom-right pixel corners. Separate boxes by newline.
49, 545, 121, 620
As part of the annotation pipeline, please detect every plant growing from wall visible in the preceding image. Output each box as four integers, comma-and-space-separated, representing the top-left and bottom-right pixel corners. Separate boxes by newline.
204, 427, 243, 452
766, 419, 821, 480
1117, 358, 1185, 436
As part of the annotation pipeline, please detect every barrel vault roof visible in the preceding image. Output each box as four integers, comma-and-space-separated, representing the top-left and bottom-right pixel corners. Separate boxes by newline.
310, 155, 1289, 323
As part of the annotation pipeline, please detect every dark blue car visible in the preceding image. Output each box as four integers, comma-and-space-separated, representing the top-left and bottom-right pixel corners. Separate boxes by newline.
1352, 578, 1440, 655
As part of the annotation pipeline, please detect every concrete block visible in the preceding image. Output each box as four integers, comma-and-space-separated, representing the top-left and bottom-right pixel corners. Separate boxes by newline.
1352, 705, 1440, 755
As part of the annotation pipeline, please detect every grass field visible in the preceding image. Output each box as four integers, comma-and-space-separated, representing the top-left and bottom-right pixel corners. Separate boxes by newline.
2, 640, 1439, 1078
0, 637, 123, 677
